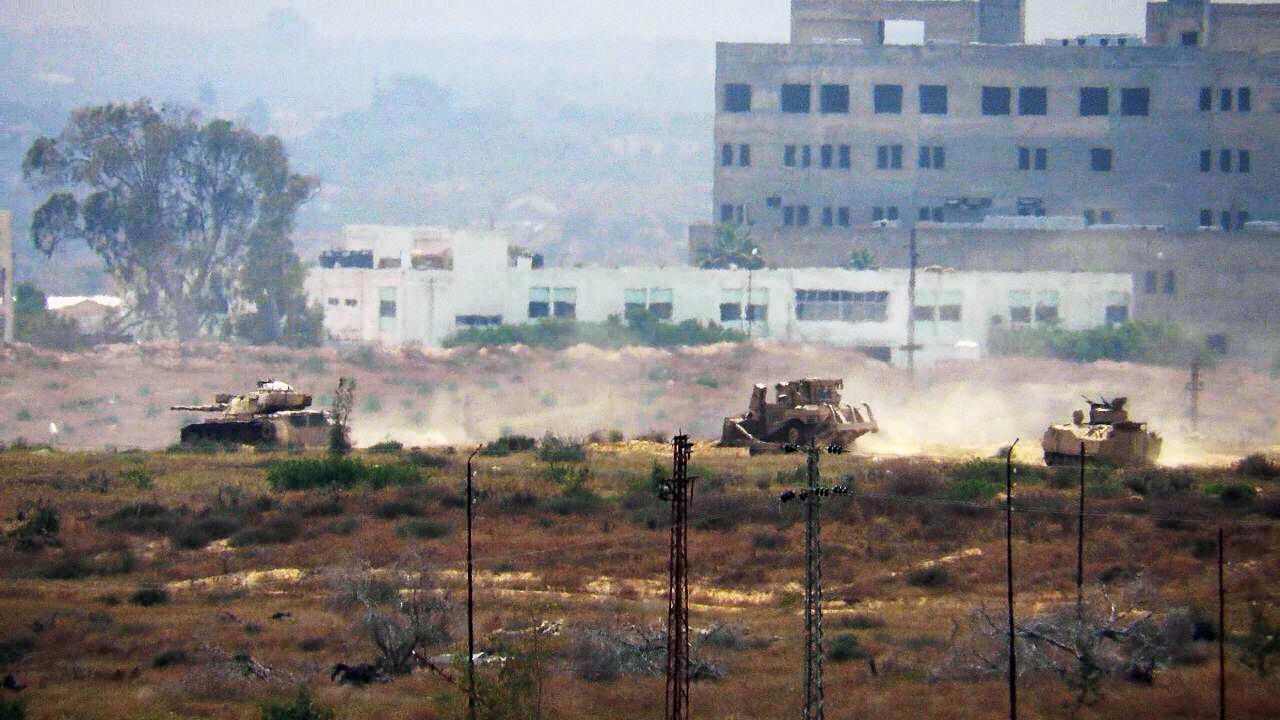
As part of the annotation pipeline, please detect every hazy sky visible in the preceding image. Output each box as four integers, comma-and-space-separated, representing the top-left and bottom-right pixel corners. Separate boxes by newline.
2, 0, 1198, 42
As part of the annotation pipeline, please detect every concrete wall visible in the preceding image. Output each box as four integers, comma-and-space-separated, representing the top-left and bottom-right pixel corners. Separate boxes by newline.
713, 43, 1279, 233
791, 0, 980, 45
0, 211, 11, 343
309, 227, 1133, 367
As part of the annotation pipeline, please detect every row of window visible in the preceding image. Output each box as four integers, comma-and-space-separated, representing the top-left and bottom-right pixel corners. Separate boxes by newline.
723, 143, 1166, 173
1199, 87, 1252, 113
326, 297, 360, 307
723, 83, 1250, 117
1142, 271, 1177, 296
1199, 210, 1252, 232
1199, 149, 1251, 174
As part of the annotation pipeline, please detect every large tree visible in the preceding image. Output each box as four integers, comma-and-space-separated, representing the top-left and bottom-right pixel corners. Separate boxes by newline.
23, 100, 320, 343
694, 223, 764, 270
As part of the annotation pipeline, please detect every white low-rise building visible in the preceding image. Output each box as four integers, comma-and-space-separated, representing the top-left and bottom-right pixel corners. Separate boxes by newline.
306, 226, 1134, 366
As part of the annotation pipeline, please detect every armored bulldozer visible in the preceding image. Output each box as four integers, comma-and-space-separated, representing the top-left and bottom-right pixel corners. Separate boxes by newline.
1042, 396, 1162, 467
172, 379, 333, 448
720, 378, 877, 451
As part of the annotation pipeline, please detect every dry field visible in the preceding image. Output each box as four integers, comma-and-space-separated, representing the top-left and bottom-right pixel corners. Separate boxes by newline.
0, 437, 1278, 719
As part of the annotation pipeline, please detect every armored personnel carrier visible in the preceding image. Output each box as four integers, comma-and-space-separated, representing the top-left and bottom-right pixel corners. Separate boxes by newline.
171, 379, 333, 448
720, 378, 877, 451
1042, 397, 1162, 466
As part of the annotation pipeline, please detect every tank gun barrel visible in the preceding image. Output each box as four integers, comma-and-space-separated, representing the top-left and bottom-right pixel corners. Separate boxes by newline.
170, 404, 229, 413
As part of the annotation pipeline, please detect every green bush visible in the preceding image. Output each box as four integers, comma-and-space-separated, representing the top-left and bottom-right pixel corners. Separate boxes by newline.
481, 434, 538, 456
1236, 454, 1280, 479
826, 633, 871, 663
129, 584, 170, 607
368, 440, 404, 454
989, 320, 1209, 366
261, 688, 334, 720
906, 565, 951, 588
0, 698, 27, 720
442, 316, 746, 350
1205, 482, 1257, 507
395, 519, 451, 539
151, 648, 190, 668
169, 515, 243, 550
121, 467, 155, 490
538, 434, 586, 463
374, 500, 423, 519
266, 456, 421, 491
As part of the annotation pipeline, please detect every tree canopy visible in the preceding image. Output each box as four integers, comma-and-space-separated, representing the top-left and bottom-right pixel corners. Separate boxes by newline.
694, 224, 764, 270
23, 100, 321, 344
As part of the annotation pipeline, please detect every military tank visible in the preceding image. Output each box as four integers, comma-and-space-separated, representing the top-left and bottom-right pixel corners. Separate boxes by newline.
171, 379, 333, 448
1042, 396, 1162, 467
720, 378, 878, 452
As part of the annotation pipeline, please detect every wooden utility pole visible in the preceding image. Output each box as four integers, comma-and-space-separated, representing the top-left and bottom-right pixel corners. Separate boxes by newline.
1077, 442, 1086, 611
1005, 439, 1019, 720
466, 446, 480, 720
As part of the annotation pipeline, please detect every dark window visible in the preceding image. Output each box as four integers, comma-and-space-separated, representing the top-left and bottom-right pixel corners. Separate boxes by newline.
821, 144, 834, 168
1143, 270, 1158, 293
784, 144, 797, 167
554, 302, 575, 319
919, 146, 931, 169
982, 86, 1012, 115
1018, 86, 1048, 115
796, 205, 810, 226
1163, 270, 1176, 295
801, 145, 812, 168
720, 303, 741, 322
795, 290, 890, 322
1221, 211, 1231, 231
1090, 148, 1113, 172
1220, 149, 1232, 173
379, 299, 397, 318
1199, 209, 1213, 227
1239, 150, 1250, 173
891, 145, 902, 169
1100, 210, 1114, 224
933, 146, 945, 169
887, 206, 899, 221
1084, 209, 1097, 226
1010, 306, 1031, 323
1199, 87, 1212, 111
1239, 87, 1252, 112
822, 206, 834, 227
872, 206, 884, 222
1105, 304, 1129, 324
344, 298, 358, 307
1120, 87, 1150, 116
939, 304, 961, 322
919, 84, 948, 114
739, 144, 751, 167
724, 84, 752, 113
1035, 304, 1059, 323
820, 84, 850, 113
1035, 148, 1047, 170
766, 195, 782, 209
912, 305, 935, 322
877, 145, 887, 169
1207, 334, 1229, 355
721, 144, 733, 167
1220, 88, 1232, 112
327, 297, 339, 306
781, 84, 812, 113
919, 207, 931, 221
837, 207, 850, 227
874, 84, 903, 114
1181, 31, 1199, 47
528, 302, 549, 319
783, 206, 795, 226
1200, 149, 1212, 173
838, 145, 851, 169
932, 207, 944, 222
1238, 211, 1250, 229
1080, 87, 1109, 116
720, 204, 734, 223
1018, 146, 1030, 170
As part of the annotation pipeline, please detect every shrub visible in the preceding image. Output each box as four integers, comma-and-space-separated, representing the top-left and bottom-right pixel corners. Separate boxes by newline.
499, 491, 539, 512
0, 634, 36, 664
751, 532, 784, 551
1236, 453, 1280, 479
406, 450, 450, 468
121, 467, 155, 490
538, 434, 587, 463
374, 501, 423, 520
100, 502, 181, 535
1205, 482, 1257, 507
481, 435, 537, 456
396, 520, 450, 539
833, 613, 885, 630
298, 637, 327, 653
266, 456, 421, 491
152, 648, 190, 668
1261, 494, 1280, 520
1121, 467, 1195, 497
230, 517, 302, 547
826, 633, 871, 663
546, 485, 603, 516
442, 317, 745, 350
368, 440, 404, 454
989, 320, 1207, 366
906, 565, 951, 588
325, 518, 359, 536
261, 688, 334, 720
0, 698, 26, 720
129, 584, 170, 607
34, 554, 89, 580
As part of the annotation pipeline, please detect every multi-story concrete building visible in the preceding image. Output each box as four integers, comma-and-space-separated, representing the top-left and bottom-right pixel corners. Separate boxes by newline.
701, 0, 1280, 358
307, 226, 1132, 366
714, 0, 1277, 233
0, 210, 12, 343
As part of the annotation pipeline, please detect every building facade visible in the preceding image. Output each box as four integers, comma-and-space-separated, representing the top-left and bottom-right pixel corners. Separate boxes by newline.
307, 226, 1133, 367
1147, 0, 1280, 53
713, 0, 1278, 234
